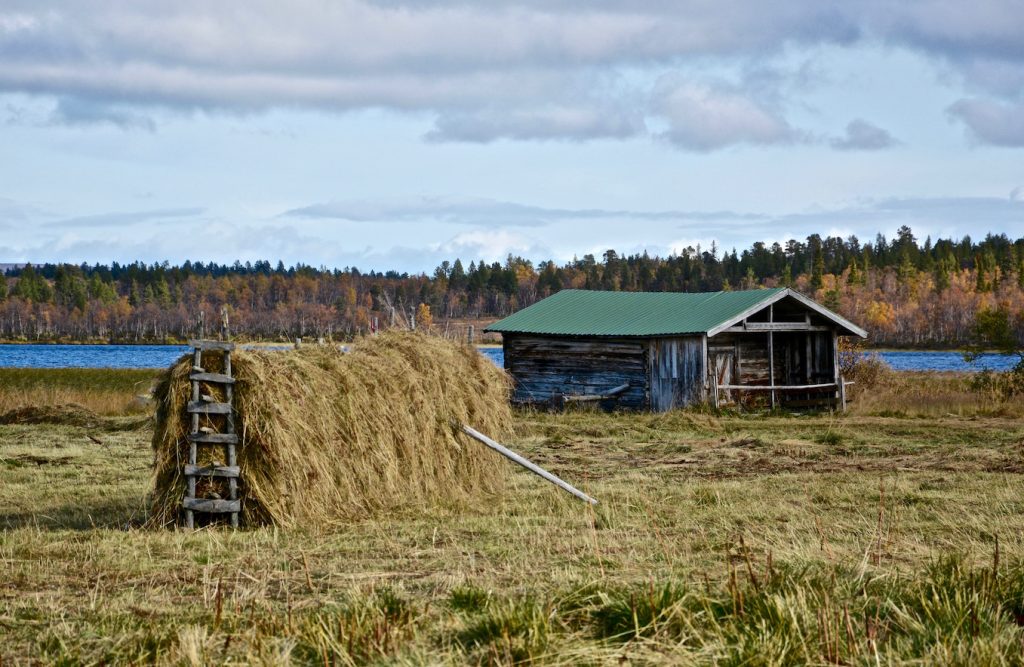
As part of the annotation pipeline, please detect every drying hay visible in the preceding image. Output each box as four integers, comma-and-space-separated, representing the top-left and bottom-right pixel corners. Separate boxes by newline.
149, 332, 512, 528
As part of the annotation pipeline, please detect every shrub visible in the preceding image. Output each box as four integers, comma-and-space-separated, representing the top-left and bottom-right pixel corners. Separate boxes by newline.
838, 337, 893, 389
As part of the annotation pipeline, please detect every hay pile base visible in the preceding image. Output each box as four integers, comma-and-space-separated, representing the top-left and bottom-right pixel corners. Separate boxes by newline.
149, 332, 512, 528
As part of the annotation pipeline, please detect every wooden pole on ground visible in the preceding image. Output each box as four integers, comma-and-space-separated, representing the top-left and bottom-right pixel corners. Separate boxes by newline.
458, 423, 598, 505
561, 383, 630, 403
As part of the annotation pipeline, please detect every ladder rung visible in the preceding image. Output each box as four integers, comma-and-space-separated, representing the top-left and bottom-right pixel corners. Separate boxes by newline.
188, 340, 235, 352
187, 401, 232, 414
183, 498, 240, 513
188, 432, 238, 444
190, 372, 235, 384
184, 464, 240, 478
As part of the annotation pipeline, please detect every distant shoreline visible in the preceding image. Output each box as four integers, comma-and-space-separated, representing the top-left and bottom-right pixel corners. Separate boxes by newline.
0, 340, 995, 354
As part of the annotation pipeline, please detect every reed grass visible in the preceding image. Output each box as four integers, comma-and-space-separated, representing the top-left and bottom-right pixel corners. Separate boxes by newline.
847, 369, 1024, 418
0, 367, 156, 416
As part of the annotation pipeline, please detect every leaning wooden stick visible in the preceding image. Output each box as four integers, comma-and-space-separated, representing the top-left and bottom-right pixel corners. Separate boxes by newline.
458, 423, 598, 505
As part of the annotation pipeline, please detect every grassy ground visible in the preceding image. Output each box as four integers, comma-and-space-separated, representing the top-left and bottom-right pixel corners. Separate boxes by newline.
1, 372, 1024, 664
0, 368, 159, 416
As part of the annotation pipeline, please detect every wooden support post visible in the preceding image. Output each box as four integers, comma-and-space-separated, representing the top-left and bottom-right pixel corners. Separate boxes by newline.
224, 349, 238, 529
701, 334, 709, 403
838, 375, 847, 412
186, 346, 201, 530
467, 325, 475, 345
832, 330, 841, 411
805, 334, 812, 383
768, 304, 776, 409
221, 306, 230, 340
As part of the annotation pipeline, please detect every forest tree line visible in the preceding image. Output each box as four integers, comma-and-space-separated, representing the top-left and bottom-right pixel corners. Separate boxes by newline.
1, 226, 1023, 348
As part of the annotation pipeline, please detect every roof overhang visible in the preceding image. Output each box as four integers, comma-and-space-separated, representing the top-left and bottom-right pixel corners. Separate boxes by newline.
705, 288, 867, 338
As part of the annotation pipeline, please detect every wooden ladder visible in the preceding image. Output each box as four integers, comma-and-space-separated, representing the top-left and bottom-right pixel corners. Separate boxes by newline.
183, 338, 241, 528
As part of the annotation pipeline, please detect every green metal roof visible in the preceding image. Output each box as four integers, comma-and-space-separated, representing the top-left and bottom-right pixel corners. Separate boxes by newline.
485, 288, 788, 337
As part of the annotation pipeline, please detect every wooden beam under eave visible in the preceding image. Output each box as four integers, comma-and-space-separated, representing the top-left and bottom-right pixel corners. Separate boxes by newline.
722, 323, 833, 332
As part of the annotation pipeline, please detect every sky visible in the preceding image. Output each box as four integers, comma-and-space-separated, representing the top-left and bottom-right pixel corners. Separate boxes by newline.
0, 0, 1022, 273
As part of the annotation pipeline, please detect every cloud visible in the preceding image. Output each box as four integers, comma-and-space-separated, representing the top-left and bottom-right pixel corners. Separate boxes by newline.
282, 195, 763, 226
437, 229, 540, 258
49, 96, 155, 131
947, 98, 1024, 146
0, 196, 58, 231
0, 222, 339, 267
651, 76, 799, 151
426, 104, 645, 143
45, 207, 205, 228
0, 2, 1019, 146
3, 192, 1021, 272
286, 197, 550, 226
830, 119, 899, 150
764, 195, 1024, 241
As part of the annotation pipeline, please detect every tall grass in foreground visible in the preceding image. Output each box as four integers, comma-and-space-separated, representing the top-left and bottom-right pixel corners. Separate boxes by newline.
442, 555, 1024, 665
23, 553, 1024, 664
0, 367, 159, 415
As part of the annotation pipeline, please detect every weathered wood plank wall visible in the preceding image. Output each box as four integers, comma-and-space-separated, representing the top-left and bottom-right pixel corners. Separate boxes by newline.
708, 328, 839, 408
503, 335, 649, 408
709, 333, 771, 385
710, 331, 837, 387
648, 336, 705, 411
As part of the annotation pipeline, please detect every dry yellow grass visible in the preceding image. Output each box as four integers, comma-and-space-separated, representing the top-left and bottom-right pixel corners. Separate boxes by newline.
3, 406, 1024, 663
0, 367, 156, 416
149, 332, 513, 528
846, 369, 1024, 418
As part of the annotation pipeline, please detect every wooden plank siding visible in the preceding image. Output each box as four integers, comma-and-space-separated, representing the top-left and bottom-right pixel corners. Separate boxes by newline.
709, 331, 836, 387
648, 336, 705, 411
503, 335, 649, 408
707, 329, 839, 408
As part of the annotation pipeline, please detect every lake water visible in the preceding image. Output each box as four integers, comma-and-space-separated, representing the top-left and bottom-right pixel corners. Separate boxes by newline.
0, 344, 1017, 373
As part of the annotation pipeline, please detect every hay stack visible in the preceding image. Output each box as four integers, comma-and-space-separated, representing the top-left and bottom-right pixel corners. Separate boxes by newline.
149, 332, 512, 527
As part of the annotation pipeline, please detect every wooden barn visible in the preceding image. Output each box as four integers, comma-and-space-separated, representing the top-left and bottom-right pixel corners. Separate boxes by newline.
485, 288, 867, 411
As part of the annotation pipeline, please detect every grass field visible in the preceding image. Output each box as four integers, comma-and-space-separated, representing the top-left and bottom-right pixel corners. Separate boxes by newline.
1, 370, 1023, 664
0, 368, 159, 416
